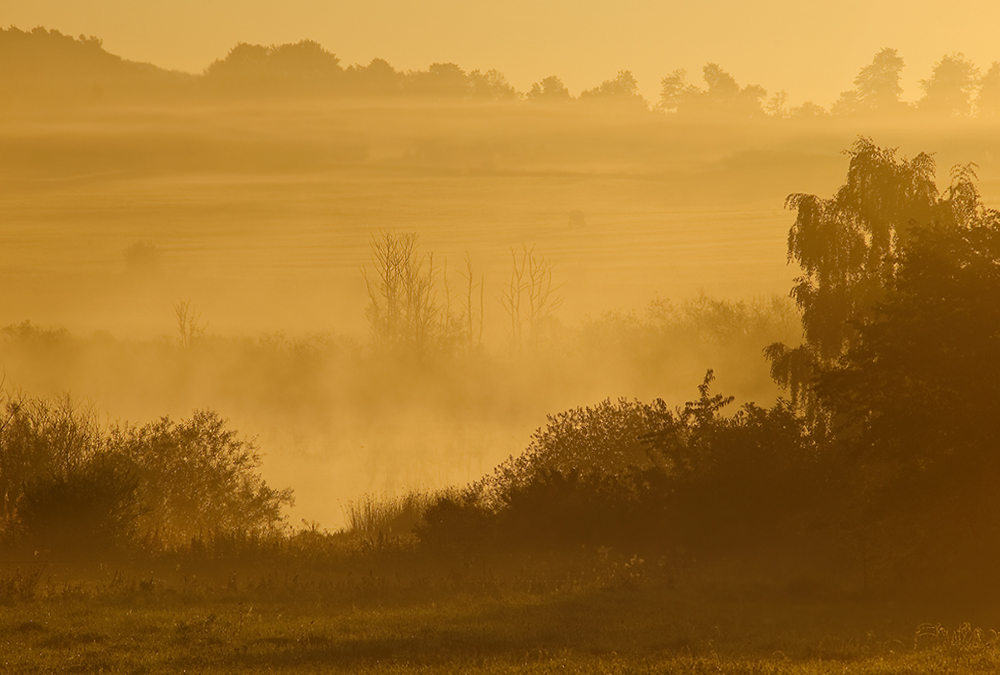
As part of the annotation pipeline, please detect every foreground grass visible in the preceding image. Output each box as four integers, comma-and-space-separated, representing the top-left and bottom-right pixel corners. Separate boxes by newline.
2, 564, 999, 675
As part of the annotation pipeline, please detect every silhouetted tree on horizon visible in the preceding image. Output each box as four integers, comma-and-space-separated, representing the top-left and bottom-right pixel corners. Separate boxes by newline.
409, 62, 470, 98
854, 48, 906, 113
976, 62, 1000, 116
658, 69, 689, 113
343, 57, 404, 96
832, 48, 907, 116
791, 101, 828, 118
204, 39, 343, 94
658, 63, 766, 118
469, 68, 518, 100
766, 90, 789, 118
580, 70, 647, 109
527, 75, 572, 102
919, 53, 979, 117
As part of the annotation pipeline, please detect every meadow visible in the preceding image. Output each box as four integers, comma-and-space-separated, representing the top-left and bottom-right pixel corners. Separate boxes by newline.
3, 554, 1000, 674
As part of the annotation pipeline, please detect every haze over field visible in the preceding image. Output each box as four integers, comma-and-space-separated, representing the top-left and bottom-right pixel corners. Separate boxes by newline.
3, 19, 1000, 531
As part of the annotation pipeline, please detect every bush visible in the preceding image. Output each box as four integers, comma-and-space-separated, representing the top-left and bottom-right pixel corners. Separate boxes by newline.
117, 410, 294, 548
415, 489, 494, 552
0, 392, 104, 532
417, 373, 820, 556
13, 453, 141, 556
0, 389, 292, 555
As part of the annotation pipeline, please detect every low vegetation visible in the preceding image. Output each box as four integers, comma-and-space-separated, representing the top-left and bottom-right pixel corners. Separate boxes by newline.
2, 559, 1000, 674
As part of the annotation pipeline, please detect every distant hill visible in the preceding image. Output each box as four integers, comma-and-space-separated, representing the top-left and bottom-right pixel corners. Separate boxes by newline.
0, 27, 560, 107
0, 27, 195, 104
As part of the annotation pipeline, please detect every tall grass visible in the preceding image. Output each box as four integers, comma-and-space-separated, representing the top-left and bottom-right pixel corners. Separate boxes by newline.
343, 490, 435, 539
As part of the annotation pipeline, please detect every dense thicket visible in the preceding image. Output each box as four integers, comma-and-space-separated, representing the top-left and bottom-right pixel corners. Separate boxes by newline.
412, 140, 1000, 597
417, 372, 822, 558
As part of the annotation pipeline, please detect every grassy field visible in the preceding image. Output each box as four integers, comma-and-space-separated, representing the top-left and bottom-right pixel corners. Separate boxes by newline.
0, 165, 798, 340
10, 101, 999, 341
2, 559, 998, 674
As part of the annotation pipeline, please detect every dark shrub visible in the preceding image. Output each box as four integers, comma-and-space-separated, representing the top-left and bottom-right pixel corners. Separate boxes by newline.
13, 453, 141, 556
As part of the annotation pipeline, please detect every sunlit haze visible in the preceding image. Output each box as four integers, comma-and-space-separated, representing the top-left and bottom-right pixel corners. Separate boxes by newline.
7, 3, 1000, 670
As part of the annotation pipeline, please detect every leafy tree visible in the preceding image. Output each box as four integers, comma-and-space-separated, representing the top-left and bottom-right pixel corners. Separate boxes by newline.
468, 69, 517, 100
919, 53, 979, 117
527, 75, 571, 102
765, 141, 1000, 584
767, 139, 985, 418
792, 101, 827, 118
0, 26, 185, 103
702, 63, 767, 116
205, 42, 269, 79
658, 69, 688, 112
976, 62, 1000, 116
409, 62, 470, 98
738, 84, 768, 117
580, 70, 647, 108
818, 217, 1000, 471
830, 90, 861, 116
266, 40, 342, 80
344, 58, 404, 96
812, 202, 1000, 581
767, 90, 789, 118
853, 48, 906, 113
204, 40, 343, 94
703, 63, 740, 101
118, 410, 293, 547
659, 64, 766, 117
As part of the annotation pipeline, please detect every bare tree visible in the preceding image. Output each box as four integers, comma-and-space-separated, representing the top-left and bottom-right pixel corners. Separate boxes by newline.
174, 299, 207, 348
458, 252, 484, 350
363, 231, 441, 357
499, 245, 563, 351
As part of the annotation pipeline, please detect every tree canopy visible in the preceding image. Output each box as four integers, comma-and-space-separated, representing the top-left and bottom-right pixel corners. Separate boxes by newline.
658, 64, 766, 118
766, 139, 992, 415
919, 53, 980, 116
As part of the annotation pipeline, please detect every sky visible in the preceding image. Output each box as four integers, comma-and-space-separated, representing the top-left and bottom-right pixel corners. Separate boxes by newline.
6, 0, 1000, 106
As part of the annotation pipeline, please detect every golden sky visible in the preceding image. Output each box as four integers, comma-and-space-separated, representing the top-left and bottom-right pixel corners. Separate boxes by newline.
7, 0, 1000, 105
